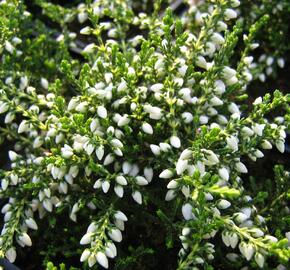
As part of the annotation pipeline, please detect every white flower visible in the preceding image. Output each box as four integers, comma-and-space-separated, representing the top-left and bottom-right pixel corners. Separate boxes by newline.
255, 253, 265, 268
211, 33, 225, 45
234, 212, 248, 223
252, 123, 265, 136
218, 199, 231, 209
6, 247, 16, 263
96, 146, 105, 160
223, 67, 237, 79
83, 43, 95, 54
118, 80, 127, 92
235, 162, 248, 173
1, 179, 9, 191
102, 181, 110, 193
114, 211, 128, 222
218, 167, 229, 181
18, 120, 29, 133
239, 242, 255, 261
103, 154, 115, 166
80, 249, 91, 262
229, 233, 239, 248
225, 8, 237, 20
180, 149, 192, 160
25, 218, 38, 230
96, 252, 109, 269
78, 12, 88, 23
132, 191, 142, 204
165, 190, 176, 201
43, 199, 53, 212
117, 115, 130, 127
68, 98, 78, 111
114, 185, 124, 198
116, 175, 127, 186
170, 136, 181, 148
61, 144, 74, 159
80, 26, 91, 35
150, 83, 163, 92
210, 96, 223, 106
261, 140, 272, 149
33, 137, 43, 148
135, 176, 148, 186
97, 106, 107, 119
150, 144, 161, 156
0, 102, 9, 114
275, 140, 285, 153
167, 180, 178, 189
144, 167, 153, 182
182, 112, 193, 123
19, 233, 32, 246
182, 203, 194, 220
196, 56, 207, 69
226, 135, 239, 152
80, 232, 93, 245
142, 122, 153, 134
88, 254, 97, 267
176, 159, 188, 175
109, 228, 122, 242
159, 169, 173, 179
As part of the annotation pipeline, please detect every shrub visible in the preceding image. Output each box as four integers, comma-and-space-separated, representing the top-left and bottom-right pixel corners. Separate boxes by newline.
0, 0, 289, 269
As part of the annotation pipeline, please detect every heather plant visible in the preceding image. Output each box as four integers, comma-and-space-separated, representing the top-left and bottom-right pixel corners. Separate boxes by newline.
0, 0, 289, 270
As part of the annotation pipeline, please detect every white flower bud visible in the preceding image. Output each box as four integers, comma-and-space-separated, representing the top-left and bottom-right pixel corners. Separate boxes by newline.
102, 181, 110, 193
97, 106, 107, 119
196, 56, 207, 69
114, 211, 128, 222
218, 167, 229, 181
167, 180, 178, 189
132, 190, 142, 204
116, 175, 127, 186
150, 144, 161, 156
235, 162, 248, 173
225, 8, 237, 20
229, 233, 239, 248
83, 43, 95, 54
88, 254, 96, 267
80, 232, 93, 245
18, 120, 29, 133
218, 199, 231, 209
159, 169, 173, 179
182, 203, 194, 220
80, 249, 91, 262
103, 154, 115, 166
135, 176, 148, 186
144, 167, 153, 182
142, 122, 153, 134
226, 136, 239, 152
19, 233, 32, 246
170, 136, 181, 148
182, 112, 193, 123
252, 123, 265, 136
25, 218, 38, 230
165, 190, 176, 201
6, 247, 16, 263
96, 252, 108, 269
114, 185, 124, 198
176, 159, 188, 175
150, 83, 163, 92
255, 253, 265, 268
239, 242, 255, 261
275, 140, 285, 153
43, 199, 53, 212
109, 228, 122, 242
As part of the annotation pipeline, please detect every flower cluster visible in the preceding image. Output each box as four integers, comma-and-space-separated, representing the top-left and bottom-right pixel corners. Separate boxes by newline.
0, 0, 289, 269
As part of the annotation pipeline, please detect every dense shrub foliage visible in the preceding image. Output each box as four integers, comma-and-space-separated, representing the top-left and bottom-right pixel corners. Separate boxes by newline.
0, 0, 289, 269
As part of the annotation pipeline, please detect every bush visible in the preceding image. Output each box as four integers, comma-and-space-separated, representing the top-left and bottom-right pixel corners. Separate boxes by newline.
0, 0, 289, 269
